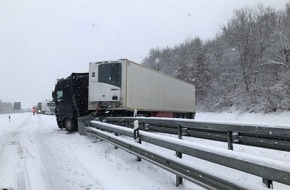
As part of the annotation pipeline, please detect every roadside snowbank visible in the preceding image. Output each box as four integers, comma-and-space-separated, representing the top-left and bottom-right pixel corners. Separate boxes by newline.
195, 111, 290, 127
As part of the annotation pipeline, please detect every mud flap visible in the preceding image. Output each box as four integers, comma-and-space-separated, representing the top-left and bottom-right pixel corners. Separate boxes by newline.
78, 115, 94, 135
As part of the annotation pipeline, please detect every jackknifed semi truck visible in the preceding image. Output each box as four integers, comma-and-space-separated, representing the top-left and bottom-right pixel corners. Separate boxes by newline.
52, 59, 195, 132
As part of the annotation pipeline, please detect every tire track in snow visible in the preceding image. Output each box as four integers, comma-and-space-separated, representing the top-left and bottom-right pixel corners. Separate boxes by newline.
37, 141, 71, 190
0, 113, 31, 158
15, 113, 59, 190
17, 141, 26, 190
16, 135, 34, 190
13, 115, 34, 190
58, 138, 105, 190
1, 113, 105, 190
34, 123, 105, 190
1, 113, 67, 190
0, 113, 32, 140
33, 114, 73, 190
0, 113, 32, 188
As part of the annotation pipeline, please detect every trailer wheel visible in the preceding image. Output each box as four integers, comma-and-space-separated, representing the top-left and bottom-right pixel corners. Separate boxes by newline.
65, 118, 77, 132
189, 113, 195, 119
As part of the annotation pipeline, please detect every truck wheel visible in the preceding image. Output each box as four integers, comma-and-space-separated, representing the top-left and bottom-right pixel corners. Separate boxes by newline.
65, 119, 77, 132
189, 113, 195, 119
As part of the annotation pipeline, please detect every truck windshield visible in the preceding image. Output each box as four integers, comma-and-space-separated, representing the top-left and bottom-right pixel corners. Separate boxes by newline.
98, 63, 121, 87
57, 90, 63, 102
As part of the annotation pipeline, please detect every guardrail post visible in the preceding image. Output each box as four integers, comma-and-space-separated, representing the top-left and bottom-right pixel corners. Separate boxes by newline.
176, 126, 183, 158
133, 120, 141, 162
227, 130, 233, 150
263, 178, 273, 189
114, 133, 118, 149
140, 122, 145, 131
176, 126, 183, 186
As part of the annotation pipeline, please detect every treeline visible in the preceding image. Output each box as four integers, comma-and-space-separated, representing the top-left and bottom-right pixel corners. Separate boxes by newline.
0, 99, 13, 112
142, 4, 290, 113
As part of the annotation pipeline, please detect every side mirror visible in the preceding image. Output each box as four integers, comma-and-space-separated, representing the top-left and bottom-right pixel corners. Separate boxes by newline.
52, 91, 56, 100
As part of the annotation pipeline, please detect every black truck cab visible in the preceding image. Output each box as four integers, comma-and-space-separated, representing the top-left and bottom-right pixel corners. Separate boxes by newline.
52, 73, 90, 132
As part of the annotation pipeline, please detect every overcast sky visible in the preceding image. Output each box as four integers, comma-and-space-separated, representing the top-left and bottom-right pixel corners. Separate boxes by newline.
0, 0, 289, 109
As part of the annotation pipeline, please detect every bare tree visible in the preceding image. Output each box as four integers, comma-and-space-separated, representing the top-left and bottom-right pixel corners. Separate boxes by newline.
142, 3, 290, 112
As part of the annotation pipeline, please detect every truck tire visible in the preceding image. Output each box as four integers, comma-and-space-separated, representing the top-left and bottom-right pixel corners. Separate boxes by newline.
65, 118, 77, 132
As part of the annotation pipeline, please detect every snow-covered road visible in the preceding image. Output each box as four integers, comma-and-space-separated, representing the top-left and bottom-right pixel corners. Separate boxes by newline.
1, 112, 290, 190
0, 113, 199, 190
0, 113, 102, 190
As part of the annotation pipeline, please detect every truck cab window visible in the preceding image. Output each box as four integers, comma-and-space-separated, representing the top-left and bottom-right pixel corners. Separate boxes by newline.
98, 63, 121, 87
57, 90, 63, 101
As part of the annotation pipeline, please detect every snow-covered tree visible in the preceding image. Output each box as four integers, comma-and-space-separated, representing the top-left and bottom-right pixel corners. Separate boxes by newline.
142, 3, 290, 112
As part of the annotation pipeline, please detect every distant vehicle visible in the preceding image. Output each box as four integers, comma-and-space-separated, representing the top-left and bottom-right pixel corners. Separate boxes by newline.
52, 59, 196, 132
41, 99, 55, 115
37, 102, 42, 113
32, 106, 37, 115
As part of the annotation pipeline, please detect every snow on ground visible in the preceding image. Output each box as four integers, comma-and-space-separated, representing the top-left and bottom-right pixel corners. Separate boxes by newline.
0, 111, 289, 190
195, 111, 290, 127
0, 113, 199, 190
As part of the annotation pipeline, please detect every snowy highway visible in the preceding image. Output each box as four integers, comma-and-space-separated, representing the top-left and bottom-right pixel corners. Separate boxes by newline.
0, 113, 103, 190
0, 113, 199, 190
1, 112, 290, 190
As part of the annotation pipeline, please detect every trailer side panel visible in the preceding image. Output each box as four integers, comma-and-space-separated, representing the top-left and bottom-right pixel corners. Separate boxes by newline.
125, 60, 195, 113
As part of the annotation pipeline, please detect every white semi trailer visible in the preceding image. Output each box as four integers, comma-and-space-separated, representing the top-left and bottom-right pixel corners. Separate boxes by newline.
88, 59, 195, 118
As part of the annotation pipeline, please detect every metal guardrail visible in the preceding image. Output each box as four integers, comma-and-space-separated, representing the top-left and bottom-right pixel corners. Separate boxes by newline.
84, 120, 290, 190
104, 117, 290, 152
86, 127, 242, 190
